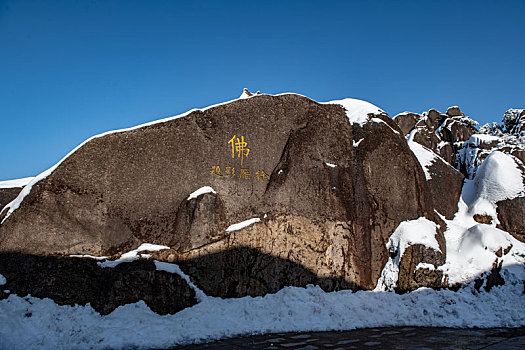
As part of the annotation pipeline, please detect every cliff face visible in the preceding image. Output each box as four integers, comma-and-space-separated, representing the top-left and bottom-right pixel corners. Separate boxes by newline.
0, 94, 445, 301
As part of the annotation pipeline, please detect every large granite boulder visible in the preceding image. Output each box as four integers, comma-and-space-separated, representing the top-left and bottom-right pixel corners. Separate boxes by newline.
0, 93, 445, 299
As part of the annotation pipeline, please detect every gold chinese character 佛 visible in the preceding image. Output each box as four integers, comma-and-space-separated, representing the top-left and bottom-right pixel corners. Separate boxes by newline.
228, 135, 250, 165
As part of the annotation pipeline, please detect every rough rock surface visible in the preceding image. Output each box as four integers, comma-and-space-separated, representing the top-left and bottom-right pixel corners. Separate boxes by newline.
0, 187, 23, 210
397, 244, 444, 292
497, 197, 525, 242
426, 156, 464, 220
0, 253, 197, 314
0, 94, 445, 296
393, 112, 419, 135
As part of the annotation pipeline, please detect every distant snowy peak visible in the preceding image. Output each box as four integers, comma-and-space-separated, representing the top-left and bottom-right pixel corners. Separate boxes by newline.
324, 98, 384, 126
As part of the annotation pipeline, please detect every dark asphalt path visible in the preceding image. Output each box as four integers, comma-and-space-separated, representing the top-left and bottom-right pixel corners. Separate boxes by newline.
170, 327, 525, 349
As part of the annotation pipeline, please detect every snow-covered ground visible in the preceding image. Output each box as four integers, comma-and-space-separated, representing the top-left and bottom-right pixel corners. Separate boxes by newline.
1, 271, 523, 350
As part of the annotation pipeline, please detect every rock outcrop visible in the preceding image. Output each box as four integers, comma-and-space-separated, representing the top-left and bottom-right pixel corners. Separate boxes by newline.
425, 156, 464, 220
0, 93, 446, 306
457, 108, 525, 180
397, 244, 444, 292
0, 253, 197, 315
497, 197, 525, 242
393, 106, 478, 168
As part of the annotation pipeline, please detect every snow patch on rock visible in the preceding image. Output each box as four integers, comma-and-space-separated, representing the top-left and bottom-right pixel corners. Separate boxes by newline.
70, 255, 109, 261
371, 117, 400, 134
324, 98, 384, 126
0, 177, 35, 189
408, 141, 437, 180
461, 151, 525, 221
97, 243, 170, 268
187, 186, 216, 201
226, 218, 261, 232
416, 263, 436, 271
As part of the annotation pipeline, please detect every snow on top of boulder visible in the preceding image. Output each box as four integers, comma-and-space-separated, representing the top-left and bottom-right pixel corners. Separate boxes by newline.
460, 224, 513, 255
395, 111, 416, 117
416, 262, 436, 271
439, 198, 525, 285
408, 141, 438, 180
375, 217, 440, 291
187, 186, 216, 201
461, 151, 524, 219
0, 177, 35, 189
239, 89, 251, 99
387, 217, 441, 259
323, 98, 384, 126
473, 151, 524, 205
69, 254, 109, 260
0, 273, 6, 285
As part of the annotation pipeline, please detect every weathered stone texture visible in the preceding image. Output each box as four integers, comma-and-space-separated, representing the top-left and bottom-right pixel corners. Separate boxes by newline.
0, 187, 22, 210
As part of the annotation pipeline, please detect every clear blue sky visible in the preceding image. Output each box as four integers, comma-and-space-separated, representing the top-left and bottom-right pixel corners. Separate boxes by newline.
1, 0, 524, 180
